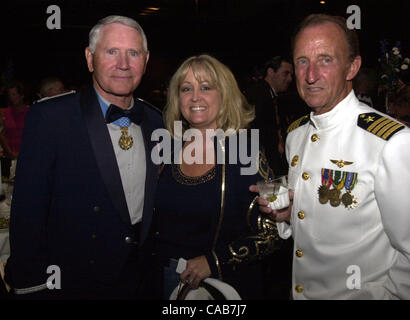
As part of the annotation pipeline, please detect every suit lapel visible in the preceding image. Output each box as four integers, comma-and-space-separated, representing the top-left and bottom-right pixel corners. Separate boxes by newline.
80, 86, 132, 226
139, 103, 159, 242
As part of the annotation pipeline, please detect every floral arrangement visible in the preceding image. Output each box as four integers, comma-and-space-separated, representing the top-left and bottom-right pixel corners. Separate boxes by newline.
378, 40, 409, 93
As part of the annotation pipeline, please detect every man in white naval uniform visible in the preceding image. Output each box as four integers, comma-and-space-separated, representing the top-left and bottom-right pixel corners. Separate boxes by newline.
253, 14, 410, 299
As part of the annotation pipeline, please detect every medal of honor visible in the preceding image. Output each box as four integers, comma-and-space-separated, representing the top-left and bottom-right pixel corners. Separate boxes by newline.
119, 127, 133, 150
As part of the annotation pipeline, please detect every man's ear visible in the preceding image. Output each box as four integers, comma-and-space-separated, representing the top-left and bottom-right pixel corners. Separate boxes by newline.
143, 50, 150, 73
346, 55, 361, 81
85, 47, 94, 73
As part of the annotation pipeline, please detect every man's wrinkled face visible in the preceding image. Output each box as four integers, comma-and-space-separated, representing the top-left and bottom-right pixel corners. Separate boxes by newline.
85, 23, 149, 101
293, 22, 360, 115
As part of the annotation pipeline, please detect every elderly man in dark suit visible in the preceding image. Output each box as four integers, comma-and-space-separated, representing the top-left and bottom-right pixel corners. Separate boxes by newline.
5, 15, 162, 299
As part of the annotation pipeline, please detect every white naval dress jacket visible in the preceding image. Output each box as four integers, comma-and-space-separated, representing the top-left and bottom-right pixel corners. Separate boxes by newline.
277, 90, 410, 299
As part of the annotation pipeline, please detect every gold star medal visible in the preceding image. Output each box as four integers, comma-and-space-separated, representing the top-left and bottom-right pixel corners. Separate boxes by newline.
119, 127, 133, 150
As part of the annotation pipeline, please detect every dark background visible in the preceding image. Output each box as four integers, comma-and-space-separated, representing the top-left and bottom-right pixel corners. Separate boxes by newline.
0, 0, 409, 106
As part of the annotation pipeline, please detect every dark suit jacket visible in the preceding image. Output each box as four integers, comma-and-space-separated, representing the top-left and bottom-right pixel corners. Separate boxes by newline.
5, 85, 163, 299
245, 80, 288, 176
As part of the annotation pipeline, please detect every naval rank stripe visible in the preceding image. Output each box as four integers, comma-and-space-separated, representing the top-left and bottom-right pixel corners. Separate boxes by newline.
375, 120, 400, 138
357, 112, 405, 140
368, 117, 390, 133
382, 122, 404, 140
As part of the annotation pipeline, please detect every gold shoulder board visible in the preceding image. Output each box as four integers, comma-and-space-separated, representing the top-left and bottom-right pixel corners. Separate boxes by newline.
357, 112, 405, 141
287, 115, 310, 133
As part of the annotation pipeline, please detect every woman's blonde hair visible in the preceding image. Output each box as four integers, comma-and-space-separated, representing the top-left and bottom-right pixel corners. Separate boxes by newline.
163, 54, 254, 137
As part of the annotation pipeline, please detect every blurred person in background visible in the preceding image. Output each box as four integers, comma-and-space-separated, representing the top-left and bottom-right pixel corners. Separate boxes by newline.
0, 81, 30, 179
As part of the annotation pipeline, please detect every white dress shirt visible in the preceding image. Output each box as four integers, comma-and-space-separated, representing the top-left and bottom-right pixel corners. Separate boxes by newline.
96, 92, 146, 225
107, 122, 146, 224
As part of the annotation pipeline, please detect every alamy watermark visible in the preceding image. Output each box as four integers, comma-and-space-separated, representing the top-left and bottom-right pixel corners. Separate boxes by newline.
46, 5, 61, 30
45, 4, 361, 31
46, 265, 61, 290
346, 5, 361, 30
346, 265, 361, 290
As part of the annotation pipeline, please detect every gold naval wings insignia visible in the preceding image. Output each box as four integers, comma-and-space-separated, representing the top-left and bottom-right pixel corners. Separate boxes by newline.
330, 159, 354, 168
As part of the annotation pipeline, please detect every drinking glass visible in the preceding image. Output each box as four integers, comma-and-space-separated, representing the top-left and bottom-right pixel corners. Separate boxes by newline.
257, 176, 289, 210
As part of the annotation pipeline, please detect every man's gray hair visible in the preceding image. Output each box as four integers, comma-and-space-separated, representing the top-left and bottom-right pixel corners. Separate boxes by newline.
88, 15, 148, 53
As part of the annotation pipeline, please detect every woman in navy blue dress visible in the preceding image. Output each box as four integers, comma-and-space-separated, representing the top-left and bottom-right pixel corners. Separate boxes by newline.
151, 55, 281, 299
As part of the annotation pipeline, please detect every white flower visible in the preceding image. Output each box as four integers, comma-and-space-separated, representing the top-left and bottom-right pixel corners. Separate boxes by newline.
401, 64, 408, 70
404, 58, 410, 64
381, 74, 388, 79
395, 68, 400, 72
392, 47, 400, 54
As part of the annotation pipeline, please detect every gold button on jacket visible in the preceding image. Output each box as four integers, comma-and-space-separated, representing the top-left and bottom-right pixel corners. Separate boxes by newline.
298, 211, 305, 219
302, 172, 309, 180
295, 285, 304, 293
311, 134, 319, 142
296, 249, 303, 257
291, 155, 299, 167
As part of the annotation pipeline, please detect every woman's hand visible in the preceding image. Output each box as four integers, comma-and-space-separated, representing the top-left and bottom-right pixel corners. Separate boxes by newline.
180, 255, 211, 289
